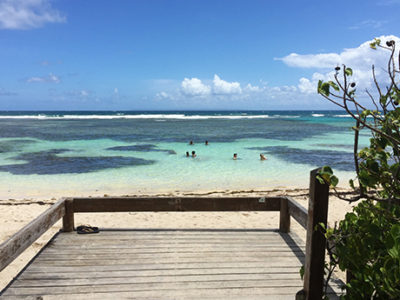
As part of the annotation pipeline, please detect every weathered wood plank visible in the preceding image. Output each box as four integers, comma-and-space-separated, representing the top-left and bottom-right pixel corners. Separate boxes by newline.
69, 228, 284, 237
21, 266, 302, 278
0, 198, 65, 272
14, 274, 304, 287
35, 251, 304, 261
20, 268, 302, 279
279, 197, 290, 233
54, 235, 303, 242
62, 198, 74, 232
56, 232, 290, 238
26, 261, 304, 273
31, 256, 304, 267
4, 279, 305, 295
51, 238, 301, 244
287, 197, 308, 229
43, 245, 305, 257
2, 286, 306, 299
302, 168, 329, 300
72, 197, 281, 212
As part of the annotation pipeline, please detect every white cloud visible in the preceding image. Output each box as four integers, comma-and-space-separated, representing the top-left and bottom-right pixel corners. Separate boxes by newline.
297, 73, 328, 94
181, 77, 211, 96
279, 35, 399, 71
156, 91, 171, 100
244, 83, 262, 92
80, 90, 89, 97
278, 53, 341, 69
278, 35, 400, 95
27, 73, 60, 83
0, 0, 66, 30
157, 74, 304, 108
114, 88, 119, 94
213, 75, 242, 94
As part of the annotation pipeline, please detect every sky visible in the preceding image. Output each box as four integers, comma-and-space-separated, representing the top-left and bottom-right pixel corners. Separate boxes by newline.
0, 0, 399, 111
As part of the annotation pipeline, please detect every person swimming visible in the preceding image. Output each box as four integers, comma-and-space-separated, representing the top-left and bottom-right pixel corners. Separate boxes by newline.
233, 153, 237, 160
205, 140, 209, 145
260, 154, 267, 160
186, 151, 190, 157
189, 140, 194, 145
192, 151, 196, 158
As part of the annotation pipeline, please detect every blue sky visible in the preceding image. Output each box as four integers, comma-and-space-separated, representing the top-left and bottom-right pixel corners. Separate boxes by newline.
0, 0, 399, 110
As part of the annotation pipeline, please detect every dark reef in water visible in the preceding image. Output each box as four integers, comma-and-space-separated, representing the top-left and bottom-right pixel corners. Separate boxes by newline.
0, 139, 37, 153
0, 149, 155, 175
247, 146, 354, 171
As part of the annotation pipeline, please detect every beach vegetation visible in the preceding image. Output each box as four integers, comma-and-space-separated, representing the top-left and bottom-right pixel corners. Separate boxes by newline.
316, 38, 400, 298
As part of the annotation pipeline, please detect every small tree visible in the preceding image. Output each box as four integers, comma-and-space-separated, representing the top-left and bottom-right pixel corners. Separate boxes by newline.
316, 38, 400, 299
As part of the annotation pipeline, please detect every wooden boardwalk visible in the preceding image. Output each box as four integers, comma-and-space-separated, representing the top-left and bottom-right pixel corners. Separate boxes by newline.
1, 229, 342, 299
0, 169, 346, 299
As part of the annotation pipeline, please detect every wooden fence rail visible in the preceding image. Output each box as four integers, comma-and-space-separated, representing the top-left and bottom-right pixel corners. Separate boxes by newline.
0, 199, 66, 272
0, 169, 330, 299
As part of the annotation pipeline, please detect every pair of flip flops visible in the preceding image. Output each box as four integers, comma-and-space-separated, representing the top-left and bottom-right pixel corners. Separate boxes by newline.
76, 225, 99, 234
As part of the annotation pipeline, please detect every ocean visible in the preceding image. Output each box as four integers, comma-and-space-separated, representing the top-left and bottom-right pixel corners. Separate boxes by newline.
0, 111, 367, 199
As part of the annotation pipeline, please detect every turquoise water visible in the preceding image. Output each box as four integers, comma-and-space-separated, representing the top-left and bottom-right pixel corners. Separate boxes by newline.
0, 111, 368, 199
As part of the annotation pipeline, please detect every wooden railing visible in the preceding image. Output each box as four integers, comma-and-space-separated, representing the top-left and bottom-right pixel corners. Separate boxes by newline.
0, 168, 329, 300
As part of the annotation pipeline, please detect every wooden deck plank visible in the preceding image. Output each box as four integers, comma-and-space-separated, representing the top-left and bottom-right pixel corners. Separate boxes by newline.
14, 275, 304, 287
34, 252, 304, 261
41, 247, 305, 254
19, 269, 302, 280
21, 266, 302, 278
5, 280, 307, 295
1, 229, 343, 298
2, 287, 305, 299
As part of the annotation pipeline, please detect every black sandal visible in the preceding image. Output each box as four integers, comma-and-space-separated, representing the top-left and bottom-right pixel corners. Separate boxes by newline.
76, 225, 99, 234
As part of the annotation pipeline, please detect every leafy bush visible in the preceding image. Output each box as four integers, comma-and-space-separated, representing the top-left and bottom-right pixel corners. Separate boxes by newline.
317, 38, 400, 298
325, 201, 400, 298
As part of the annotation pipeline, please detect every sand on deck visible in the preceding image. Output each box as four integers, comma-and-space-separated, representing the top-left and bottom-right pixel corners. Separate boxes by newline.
0, 188, 356, 291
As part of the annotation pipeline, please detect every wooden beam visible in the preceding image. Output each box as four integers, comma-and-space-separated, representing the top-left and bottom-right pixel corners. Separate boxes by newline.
62, 198, 74, 232
0, 198, 65, 272
302, 168, 329, 300
279, 197, 290, 233
287, 197, 308, 229
72, 197, 282, 213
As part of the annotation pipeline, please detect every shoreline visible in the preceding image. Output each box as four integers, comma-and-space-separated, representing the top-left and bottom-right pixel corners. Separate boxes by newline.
0, 187, 357, 291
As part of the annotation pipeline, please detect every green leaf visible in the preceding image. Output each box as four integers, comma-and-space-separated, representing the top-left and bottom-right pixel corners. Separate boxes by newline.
321, 166, 333, 175
318, 82, 330, 96
345, 68, 353, 76
328, 81, 340, 91
349, 179, 355, 189
369, 38, 381, 50
316, 174, 325, 185
330, 175, 339, 187
299, 265, 305, 280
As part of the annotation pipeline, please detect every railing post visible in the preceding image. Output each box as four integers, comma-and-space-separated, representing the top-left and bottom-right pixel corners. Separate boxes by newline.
279, 197, 290, 233
62, 198, 74, 232
302, 168, 329, 300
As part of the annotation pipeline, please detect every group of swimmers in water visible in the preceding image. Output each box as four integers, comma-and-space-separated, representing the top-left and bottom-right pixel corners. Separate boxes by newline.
186, 140, 267, 160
